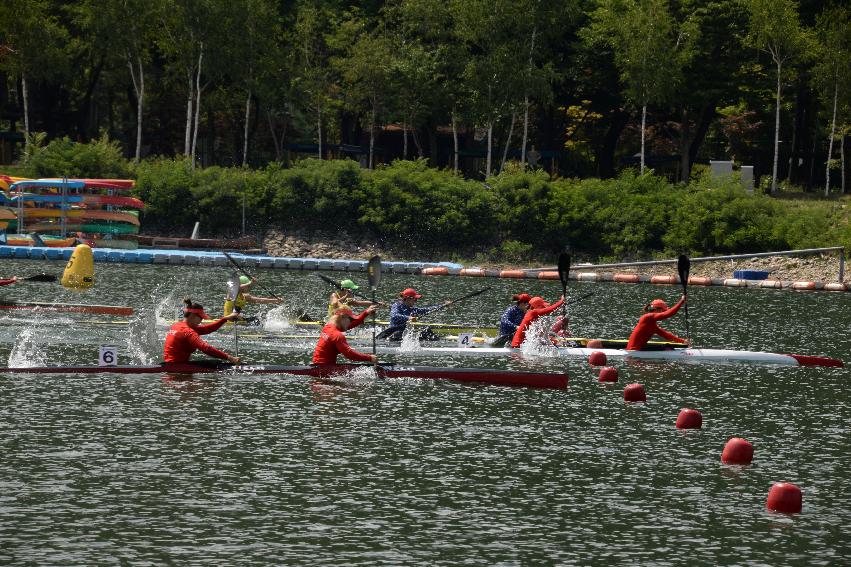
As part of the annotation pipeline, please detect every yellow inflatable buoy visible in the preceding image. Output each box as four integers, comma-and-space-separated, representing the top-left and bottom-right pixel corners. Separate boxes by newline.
61, 244, 95, 290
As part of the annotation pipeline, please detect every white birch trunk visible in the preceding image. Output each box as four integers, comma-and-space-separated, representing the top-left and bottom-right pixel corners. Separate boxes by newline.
369, 103, 375, 169
317, 108, 322, 159
190, 45, 204, 169
243, 89, 251, 167
771, 61, 782, 194
521, 26, 536, 167
825, 78, 838, 196
486, 122, 493, 177
129, 55, 144, 163
841, 132, 846, 194
267, 109, 280, 161
403, 121, 408, 160
184, 71, 194, 156
21, 72, 29, 137
500, 112, 516, 172
452, 110, 459, 174
640, 104, 647, 174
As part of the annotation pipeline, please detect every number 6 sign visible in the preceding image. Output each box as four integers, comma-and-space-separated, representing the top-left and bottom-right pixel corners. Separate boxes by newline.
98, 345, 118, 366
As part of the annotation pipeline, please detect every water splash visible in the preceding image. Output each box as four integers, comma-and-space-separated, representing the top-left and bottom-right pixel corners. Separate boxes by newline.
519, 318, 558, 358
126, 309, 161, 364
155, 288, 180, 327
8, 328, 48, 367
399, 326, 423, 352
263, 304, 295, 332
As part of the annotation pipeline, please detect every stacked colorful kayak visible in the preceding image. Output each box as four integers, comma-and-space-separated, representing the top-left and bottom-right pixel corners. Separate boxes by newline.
2, 177, 144, 248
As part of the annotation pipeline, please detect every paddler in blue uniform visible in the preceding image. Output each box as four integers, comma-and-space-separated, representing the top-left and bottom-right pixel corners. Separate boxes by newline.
492, 293, 531, 347
376, 288, 450, 341
223, 275, 284, 321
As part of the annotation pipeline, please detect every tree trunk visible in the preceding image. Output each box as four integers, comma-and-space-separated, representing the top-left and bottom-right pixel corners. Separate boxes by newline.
191, 45, 204, 169
825, 78, 838, 196
184, 70, 194, 156
640, 104, 647, 174
452, 109, 459, 174
521, 26, 537, 167
500, 112, 516, 172
842, 133, 846, 194
679, 107, 690, 183
128, 55, 144, 163
403, 120, 408, 159
688, 102, 717, 168
267, 109, 282, 161
317, 108, 323, 159
771, 61, 782, 193
21, 72, 29, 137
597, 110, 629, 178
486, 121, 493, 177
368, 102, 375, 169
243, 89, 251, 167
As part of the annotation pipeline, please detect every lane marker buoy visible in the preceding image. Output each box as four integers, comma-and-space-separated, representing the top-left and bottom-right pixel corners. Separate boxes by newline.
675, 408, 702, 429
721, 437, 753, 465
766, 482, 802, 513
623, 383, 646, 402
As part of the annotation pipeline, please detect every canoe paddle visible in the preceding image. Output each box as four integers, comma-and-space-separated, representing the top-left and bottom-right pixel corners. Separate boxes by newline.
367, 255, 381, 356
558, 253, 571, 317
19, 274, 58, 283
419, 286, 492, 317
222, 251, 283, 301
677, 254, 691, 344
226, 272, 241, 356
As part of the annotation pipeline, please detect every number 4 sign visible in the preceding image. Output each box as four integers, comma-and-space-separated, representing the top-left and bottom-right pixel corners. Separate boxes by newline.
98, 345, 118, 366
457, 333, 473, 348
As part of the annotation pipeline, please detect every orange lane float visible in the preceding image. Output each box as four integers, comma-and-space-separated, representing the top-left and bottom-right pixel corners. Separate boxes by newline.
688, 276, 712, 286
460, 268, 486, 277
759, 280, 783, 289
537, 271, 560, 280
613, 273, 641, 283
791, 281, 818, 291
824, 282, 847, 291
498, 270, 527, 278
421, 267, 449, 276
650, 275, 678, 285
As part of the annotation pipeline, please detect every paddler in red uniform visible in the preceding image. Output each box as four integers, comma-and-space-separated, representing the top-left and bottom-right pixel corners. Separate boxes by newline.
164, 298, 242, 363
511, 295, 565, 347
313, 305, 378, 364
625, 295, 689, 350
0, 276, 17, 286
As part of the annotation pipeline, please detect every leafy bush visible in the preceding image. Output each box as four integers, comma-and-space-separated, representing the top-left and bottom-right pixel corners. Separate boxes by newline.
23, 133, 131, 179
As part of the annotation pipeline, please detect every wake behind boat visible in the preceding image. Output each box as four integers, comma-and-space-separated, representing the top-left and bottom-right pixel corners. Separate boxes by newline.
0, 362, 568, 389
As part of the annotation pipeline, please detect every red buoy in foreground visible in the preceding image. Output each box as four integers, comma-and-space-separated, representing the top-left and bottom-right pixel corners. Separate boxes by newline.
675, 408, 702, 429
623, 383, 646, 402
721, 437, 753, 464
598, 366, 618, 382
766, 482, 802, 513
589, 351, 607, 366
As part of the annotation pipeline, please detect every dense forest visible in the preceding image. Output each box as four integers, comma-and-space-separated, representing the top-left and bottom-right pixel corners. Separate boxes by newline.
1, 0, 849, 193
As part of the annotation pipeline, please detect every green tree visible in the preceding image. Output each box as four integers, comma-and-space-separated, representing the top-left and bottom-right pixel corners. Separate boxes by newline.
745, 0, 805, 193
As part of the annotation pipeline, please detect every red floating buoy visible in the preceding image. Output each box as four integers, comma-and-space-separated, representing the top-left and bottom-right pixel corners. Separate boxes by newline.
675, 408, 702, 429
721, 437, 754, 465
586, 339, 603, 349
588, 350, 607, 366
598, 366, 618, 382
623, 383, 646, 402
766, 482, 802, 513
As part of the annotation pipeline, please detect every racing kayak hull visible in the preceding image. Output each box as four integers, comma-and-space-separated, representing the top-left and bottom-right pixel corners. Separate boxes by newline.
0, 362, 568, 389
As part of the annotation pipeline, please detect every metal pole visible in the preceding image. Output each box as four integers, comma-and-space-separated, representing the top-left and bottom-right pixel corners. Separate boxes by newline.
61, 176, 67, 238
242, 192, 246, 236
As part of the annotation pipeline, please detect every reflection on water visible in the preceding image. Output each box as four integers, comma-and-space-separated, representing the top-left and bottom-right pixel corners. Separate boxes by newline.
0, 259, 850, 564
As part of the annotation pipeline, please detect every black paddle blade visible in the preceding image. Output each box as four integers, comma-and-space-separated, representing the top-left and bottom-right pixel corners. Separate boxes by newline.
677, 255, 690, 289
22, 273, 58, 283
368, 255, 381, 290
558, 253, 571, 288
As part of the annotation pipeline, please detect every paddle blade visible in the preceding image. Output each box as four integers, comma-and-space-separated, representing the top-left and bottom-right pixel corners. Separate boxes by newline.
21, 273, 58, 283
677, 255, 690, 289
368, 255, 381, 290
558, 253, 571, 288
226, 273, 241, 302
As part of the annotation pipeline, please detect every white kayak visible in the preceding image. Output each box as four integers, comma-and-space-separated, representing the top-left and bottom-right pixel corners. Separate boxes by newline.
364, 345, 842, 367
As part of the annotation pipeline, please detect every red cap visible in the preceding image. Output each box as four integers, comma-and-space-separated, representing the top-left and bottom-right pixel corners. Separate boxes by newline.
513, 293, 532, 303
333, 307, 355, 318
649, 299, 669, 311
400, 288, 423, 299
529, 296, 548, 309
184, 307, 210, 319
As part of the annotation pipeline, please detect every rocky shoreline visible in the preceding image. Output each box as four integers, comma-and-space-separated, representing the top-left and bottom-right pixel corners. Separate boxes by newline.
263, 229, 847, 284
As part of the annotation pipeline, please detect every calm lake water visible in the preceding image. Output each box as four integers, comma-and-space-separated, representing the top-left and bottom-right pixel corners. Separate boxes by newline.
1, 258, 850, 565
